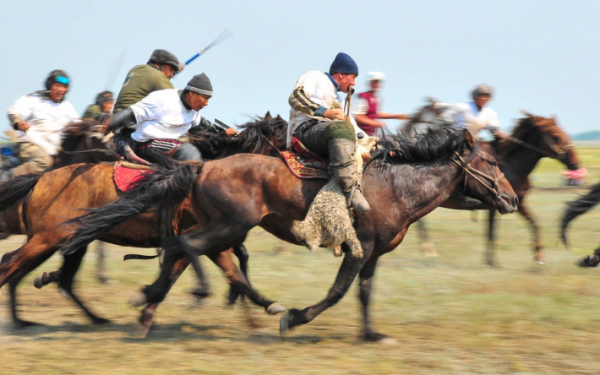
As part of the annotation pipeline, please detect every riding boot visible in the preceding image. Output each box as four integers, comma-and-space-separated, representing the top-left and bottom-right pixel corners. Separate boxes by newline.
328, 138, 371, 211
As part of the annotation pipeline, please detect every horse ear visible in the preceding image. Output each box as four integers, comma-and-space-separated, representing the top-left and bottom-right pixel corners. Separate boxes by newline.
264, 111, 273, 120
276, 114, 283, 120
463, 129, 476, 148
521, 110, 534, 118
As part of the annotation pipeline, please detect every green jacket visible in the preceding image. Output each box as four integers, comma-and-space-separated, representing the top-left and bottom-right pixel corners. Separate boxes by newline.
82, 104, 102, 119
113, 64, 174, 113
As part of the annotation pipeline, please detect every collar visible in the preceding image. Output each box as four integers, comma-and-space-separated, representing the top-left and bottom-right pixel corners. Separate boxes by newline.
325, 72, 341, 92
179, 89, 192, 110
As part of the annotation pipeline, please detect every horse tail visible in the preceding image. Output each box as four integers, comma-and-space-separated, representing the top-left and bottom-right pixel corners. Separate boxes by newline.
0, 173, 43, 211
560, 180, 600, 246
61, 162, 201, 255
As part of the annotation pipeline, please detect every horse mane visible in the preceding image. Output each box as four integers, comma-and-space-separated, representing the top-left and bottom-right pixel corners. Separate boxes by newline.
187, 112, 288, 159
374, 127, 468, 164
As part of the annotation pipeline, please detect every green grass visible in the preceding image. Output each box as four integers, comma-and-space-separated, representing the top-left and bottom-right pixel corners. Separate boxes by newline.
0, 148, 600, 374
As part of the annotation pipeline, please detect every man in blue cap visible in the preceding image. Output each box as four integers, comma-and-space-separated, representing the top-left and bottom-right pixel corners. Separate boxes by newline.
4, 70, 79, 179
288, 52, 370, 211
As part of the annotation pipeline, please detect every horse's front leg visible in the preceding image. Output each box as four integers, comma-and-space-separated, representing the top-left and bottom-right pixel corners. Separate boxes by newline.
280, 243, 368, 334
517, 201, 544, 265
357, 255, 387, 342
485, 209, 497, 267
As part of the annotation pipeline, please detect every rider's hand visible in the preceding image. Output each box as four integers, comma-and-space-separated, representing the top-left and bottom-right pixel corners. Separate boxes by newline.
361, 150, 372, 162
225, 127, 238, 136
323, 109, 345, 121
16, 121, 30, 132
396, 114, 410, 120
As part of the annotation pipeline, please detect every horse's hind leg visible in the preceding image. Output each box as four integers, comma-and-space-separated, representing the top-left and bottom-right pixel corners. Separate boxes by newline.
188, 255, 210, 300
0, 233, 59, 289
416, 219, 439, 257
57, 247, 110, 324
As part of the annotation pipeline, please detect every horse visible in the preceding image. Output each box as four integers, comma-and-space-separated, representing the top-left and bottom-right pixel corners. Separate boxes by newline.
0, 114, 288, 328
408, 112, 580, 266
560, 180, 600, 267
59, 128, 518, 341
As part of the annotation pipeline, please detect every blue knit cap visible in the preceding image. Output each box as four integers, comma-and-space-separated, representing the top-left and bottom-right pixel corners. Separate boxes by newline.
329, 52, 359, 76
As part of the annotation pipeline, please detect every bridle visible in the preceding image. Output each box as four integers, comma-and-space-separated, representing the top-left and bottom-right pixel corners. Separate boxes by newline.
450, 142, 503, 196
504, 117, 572, 160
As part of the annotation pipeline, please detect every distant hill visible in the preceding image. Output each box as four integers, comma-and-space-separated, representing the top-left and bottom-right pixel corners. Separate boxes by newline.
572, 131, 600, 141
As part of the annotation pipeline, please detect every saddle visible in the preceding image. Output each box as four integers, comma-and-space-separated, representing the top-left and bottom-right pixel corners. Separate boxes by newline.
113, 161, 153, 192
281, 137, 329, 179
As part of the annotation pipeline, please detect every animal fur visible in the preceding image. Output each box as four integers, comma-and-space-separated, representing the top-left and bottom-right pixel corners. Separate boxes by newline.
290, 138, 376, 259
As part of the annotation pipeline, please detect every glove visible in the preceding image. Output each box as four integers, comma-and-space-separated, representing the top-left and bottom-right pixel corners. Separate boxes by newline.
107, 108, 136, 134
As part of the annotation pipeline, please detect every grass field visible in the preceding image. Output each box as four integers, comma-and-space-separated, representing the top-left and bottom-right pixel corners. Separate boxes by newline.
0, 149, 600, 374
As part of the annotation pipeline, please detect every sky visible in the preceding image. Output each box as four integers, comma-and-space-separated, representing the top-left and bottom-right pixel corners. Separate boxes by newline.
1, 0, 599, 135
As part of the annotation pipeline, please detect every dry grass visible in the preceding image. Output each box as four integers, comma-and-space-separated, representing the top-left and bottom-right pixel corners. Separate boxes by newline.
0, 154, 600, 374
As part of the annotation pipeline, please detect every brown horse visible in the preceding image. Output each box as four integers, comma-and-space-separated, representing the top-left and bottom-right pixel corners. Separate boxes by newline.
417, 114, 580, 266
60, 128, 518, 341
0, 115, 288, 327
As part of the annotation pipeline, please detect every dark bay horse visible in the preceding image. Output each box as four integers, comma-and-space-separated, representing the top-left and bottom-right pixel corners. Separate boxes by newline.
60, 128, 518, 341
418, 114, 580, 266
560, 180, 600, 267
0, 115, 288, 328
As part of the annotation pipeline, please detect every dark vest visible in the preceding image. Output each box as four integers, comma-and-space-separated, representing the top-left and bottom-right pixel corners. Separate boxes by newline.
357, 92, 378, 136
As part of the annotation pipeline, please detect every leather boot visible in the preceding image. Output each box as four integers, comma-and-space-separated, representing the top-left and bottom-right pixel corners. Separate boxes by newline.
328, 138, 370, 211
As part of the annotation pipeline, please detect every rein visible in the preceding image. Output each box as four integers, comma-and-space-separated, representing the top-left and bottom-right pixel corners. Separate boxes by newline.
504, 117, 571, 160
451, 143, 503, 196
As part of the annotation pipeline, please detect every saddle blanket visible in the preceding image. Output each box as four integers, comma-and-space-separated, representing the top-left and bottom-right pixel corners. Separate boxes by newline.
280, 137, 329, 179
114, 161, 153, 192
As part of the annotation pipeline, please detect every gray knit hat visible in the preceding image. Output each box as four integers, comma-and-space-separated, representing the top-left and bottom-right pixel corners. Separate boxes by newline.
472, 84, 493, 99
185, 73, 213, 97
148, 49, 181, 72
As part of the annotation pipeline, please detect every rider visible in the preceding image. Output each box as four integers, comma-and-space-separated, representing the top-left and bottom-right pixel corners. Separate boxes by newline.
108, 73, 214, 162
353, 72, 410, 138
288, 52, 370, 211
82, 90, 114, 122
441, 84, 506, 140
112, 49, 182, 153
4, 70, 79, 179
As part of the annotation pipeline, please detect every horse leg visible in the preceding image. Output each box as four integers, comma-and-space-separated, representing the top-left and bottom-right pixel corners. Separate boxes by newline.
33, 269, 61, 289
188, 254, 210, 300
517, 202, 544, 265
139, 221, 259, 307
5, 247, 56, 327
96, 241, 111, 284
57, 247, 110, 324
358, 256, 388, 342
0, 233, 59, 288
416, 219, 438, 257
138, 256, 190, 332
484, 209, 497, 267
230, 244, 250, 304
280, 243, 368, 334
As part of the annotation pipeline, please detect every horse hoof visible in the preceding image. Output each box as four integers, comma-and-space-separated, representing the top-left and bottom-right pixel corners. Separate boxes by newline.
536, 259, 546, 266
266, 303, 286, 315
279, 311, 291, 334
378, 337, 399, 345
129, 292, 147, 307
190, 287, 210, 300
13, 319, 39, 329
92, 317, 111, 325
57, 287, 71, 300
33, 275, 45, 289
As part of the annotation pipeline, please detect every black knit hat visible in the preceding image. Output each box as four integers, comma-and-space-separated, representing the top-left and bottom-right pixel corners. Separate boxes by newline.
95, 90, 114, 106
329, 52, 359, 76
185, 73, 213, 97
45, 69, 70, 90
147, 49, 181, 72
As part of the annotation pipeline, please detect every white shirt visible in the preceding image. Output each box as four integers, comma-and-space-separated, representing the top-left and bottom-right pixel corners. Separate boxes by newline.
7, 92, 80, 155
441, 102, 500, 136
287, 71, 367, 148
130, 89, 201, 142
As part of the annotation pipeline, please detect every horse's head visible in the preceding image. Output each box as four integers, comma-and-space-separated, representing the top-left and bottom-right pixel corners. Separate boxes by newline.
458, 130, 518, 214
512, 113, 580, 171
